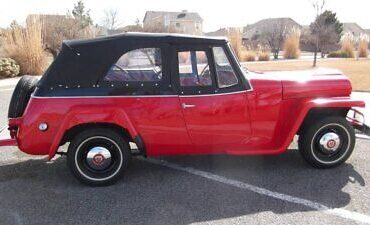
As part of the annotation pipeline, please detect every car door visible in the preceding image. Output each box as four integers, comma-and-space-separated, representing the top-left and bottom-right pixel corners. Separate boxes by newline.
98, 44, 192, 156
173, 45, 252, 154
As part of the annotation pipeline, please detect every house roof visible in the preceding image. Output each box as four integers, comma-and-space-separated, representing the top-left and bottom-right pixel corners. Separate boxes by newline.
205, 27, 242, 37
143, 11, 203, 23
343, 23, 366, 36
205, 28, 228, 37
243, 17, 301, 40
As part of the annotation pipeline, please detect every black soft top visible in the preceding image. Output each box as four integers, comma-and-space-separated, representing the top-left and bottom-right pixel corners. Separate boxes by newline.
38, 32, 227, 88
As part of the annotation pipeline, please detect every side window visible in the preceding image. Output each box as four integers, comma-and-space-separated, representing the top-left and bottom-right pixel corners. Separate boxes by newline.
178, 51, 212, 87
104, 48, 162, 82
212, 47, 239, 88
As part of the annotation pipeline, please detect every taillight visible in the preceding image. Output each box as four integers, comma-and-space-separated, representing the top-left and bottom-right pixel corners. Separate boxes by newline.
9, 127, 18, 138
8, 117, 22, 138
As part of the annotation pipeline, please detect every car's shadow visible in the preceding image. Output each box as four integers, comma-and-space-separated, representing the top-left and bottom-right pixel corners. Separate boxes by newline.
0, 149, 365, 225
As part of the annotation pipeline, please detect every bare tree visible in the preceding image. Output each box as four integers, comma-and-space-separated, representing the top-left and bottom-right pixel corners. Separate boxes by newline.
103, 9, 121, 30
309, 0, 343, 66
310, 0, 327, 66
311, 0, 326, 66
261, 20, 289, 59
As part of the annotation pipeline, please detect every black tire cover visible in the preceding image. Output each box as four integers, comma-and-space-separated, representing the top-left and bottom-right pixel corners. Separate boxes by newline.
8, 75, 39, 118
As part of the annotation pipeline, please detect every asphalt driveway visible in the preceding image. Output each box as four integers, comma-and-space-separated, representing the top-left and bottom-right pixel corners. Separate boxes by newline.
0, 79, 370, 225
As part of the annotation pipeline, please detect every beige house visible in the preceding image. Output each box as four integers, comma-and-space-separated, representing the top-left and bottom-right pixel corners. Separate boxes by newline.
143, 10, 203, 35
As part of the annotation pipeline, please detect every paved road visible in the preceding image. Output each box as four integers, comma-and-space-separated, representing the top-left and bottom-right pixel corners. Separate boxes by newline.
0, 80, 370, 225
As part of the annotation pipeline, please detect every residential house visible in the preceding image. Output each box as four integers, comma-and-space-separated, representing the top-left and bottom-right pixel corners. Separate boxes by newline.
242, 17, 302, 42
205, 27, 242, 37
343, 23, 367, 37
143, 10, 203, 35
98, 24, 143, 36
365, 29, 370, 36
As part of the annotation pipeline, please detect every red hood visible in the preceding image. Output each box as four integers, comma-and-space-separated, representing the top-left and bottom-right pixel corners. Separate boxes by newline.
248, 68, 352, 99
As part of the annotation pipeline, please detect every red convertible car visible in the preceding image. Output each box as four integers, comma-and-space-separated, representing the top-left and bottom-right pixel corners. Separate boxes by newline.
0, 33, 367, 186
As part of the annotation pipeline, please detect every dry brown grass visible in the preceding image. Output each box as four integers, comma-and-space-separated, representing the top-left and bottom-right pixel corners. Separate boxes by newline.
358, 38, 369, 58
227, 29, 243, 59
341, 33, 355, 58
239, 50, 256, 62
244, 59, 370, 91
258, 52, 270, 61
3, 16, 47, 75
283, 29, 301, 59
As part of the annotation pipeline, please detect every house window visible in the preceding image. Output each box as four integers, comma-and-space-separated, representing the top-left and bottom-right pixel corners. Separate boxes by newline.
178, 51, 212, 87
104, 48, 162, 82
176, 22, 181, 28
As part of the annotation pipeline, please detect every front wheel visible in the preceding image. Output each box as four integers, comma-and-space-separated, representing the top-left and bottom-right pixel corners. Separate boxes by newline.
298, 116, 355, 168
67, 128, 131, 186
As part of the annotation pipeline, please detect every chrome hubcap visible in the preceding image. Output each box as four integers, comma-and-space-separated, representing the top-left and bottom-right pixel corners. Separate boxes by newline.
319, 132, 341, 152
86, 147, 112, 170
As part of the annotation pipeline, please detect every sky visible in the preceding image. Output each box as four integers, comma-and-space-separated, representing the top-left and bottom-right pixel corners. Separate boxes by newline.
1, 0, 370, 32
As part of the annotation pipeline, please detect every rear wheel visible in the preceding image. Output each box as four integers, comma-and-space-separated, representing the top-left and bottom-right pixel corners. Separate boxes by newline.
298, 116, 355, 168
67, 128, 131, 186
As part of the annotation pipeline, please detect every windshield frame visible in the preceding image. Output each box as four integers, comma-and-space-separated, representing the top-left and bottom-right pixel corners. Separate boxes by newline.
226, 42, 254, 92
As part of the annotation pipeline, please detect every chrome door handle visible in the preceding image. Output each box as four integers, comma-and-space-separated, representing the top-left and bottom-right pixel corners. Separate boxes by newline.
182, 103, 196, 109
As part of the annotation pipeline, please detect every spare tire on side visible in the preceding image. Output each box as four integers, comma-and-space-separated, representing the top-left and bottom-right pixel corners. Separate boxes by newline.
8, 75, 39, 118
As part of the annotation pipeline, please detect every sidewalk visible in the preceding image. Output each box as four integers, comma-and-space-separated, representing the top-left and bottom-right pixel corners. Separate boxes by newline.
0, 76, 42, 87
0, 77, 21, 87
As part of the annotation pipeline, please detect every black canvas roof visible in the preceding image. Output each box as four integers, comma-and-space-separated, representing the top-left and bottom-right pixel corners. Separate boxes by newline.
38, 33, 227, 88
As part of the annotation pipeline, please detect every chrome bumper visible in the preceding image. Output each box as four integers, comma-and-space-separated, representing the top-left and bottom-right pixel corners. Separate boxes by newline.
347, 109, 370, 136
0, 125, 17, 147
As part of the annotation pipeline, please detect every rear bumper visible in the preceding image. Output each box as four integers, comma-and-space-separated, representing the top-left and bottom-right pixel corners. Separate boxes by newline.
0, 118, 22, 147
0, 126, 17, 147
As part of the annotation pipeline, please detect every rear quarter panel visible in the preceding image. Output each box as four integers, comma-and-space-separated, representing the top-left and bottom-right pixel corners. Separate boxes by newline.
17, 96, 191, 157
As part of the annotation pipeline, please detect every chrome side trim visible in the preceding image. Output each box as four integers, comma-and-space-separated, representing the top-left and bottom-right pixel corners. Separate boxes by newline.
179, 90, 247, 98
31, 90, 249, 99
31, 94, 178, 99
